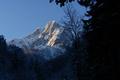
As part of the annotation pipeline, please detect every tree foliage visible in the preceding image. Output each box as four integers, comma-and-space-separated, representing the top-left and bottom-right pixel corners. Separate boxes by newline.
0, 35, 7, 54
50, 0, 93, 7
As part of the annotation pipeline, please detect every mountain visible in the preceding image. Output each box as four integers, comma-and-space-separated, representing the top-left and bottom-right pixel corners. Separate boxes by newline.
9, 21, 72, 60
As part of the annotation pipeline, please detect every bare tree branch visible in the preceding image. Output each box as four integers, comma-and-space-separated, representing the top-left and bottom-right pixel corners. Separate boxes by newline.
62, 4, 84, 41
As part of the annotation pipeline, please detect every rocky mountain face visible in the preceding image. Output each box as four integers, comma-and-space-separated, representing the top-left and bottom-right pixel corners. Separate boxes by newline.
9, 21, 72, 60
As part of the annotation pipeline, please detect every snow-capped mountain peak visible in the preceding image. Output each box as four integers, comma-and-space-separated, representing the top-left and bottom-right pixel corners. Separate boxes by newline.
9, 21, 72, 60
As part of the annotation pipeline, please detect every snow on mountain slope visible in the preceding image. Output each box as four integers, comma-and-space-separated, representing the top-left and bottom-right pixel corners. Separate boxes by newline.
9, 21, 72, 60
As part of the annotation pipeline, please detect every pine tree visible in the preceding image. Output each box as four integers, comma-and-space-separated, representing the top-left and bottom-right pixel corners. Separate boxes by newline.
0, 35, 7, 54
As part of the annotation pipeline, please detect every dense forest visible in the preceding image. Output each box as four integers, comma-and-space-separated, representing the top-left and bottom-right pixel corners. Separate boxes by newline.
0, 0, 120, 80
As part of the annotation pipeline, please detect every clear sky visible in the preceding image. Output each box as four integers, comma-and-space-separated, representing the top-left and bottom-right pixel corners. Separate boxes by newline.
0, 0, 85, 41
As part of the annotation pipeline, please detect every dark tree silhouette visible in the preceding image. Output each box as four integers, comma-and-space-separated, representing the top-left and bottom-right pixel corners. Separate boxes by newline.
49, 0, 93, 7
84, 1, 120, 80
0, 35, 7, 54
61, 5, 88, 80
8, 45, 26, 70
51, 0, 120, 80
0, 35, 43, 80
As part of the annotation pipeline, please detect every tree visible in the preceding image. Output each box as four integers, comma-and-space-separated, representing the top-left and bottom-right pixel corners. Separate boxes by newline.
0, 35, 7, 62
49, 0, 92, 7
0, 35, 7, 53
60, 4, 89, 80
50, 0, 120, 80
62, 4, 83, 49
8, 45, 26, 71
0, 35, 8, 72
84, 1, 120, 79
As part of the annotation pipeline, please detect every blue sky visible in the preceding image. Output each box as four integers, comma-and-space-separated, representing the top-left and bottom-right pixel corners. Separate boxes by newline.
0, 0, 85, 41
